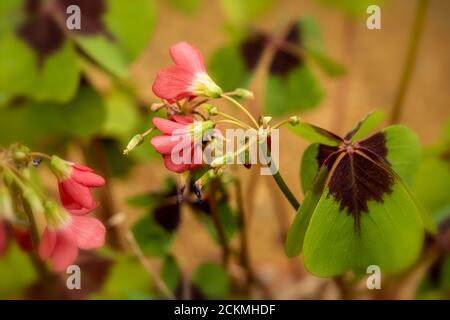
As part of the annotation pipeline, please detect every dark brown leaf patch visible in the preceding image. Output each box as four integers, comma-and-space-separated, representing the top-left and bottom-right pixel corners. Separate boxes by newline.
55, 0, 110, 36
240, 23, 303, 76
17, 9, 65, 67
327, 147, 395, 232
154, 203, 181, 233
17, 0, 110, 66
357, 132, 388, 160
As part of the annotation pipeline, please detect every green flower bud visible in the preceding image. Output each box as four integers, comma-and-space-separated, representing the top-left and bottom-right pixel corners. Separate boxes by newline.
123, 134, 144, 155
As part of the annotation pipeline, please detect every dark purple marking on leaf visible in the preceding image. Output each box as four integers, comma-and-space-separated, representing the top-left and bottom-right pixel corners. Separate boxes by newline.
327, 147, 395, 232
240, 32, 266, 72
17, 0, 111, 66
17, 10, 65, 67
311, 124, 344, 145
154, 203, 180, 233
317, 144, 339, 168
314, 132, 393, 232
357, 132, 388, 160
240, 23, 303, 77
269, 23, 302, 76
55, 0, 110, 36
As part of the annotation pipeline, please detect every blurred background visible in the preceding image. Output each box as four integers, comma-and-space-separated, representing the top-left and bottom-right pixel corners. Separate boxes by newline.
0, 0, 449, 299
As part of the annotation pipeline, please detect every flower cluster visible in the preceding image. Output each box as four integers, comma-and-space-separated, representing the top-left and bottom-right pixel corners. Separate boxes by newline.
0, 146, 106, 272
124, 41, 300, 197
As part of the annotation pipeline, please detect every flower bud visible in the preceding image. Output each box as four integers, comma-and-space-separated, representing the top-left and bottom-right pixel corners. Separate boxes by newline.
234, 88, 254, 99
151, 102, 166, 112
289, 116, 301, 125
123, 134, 144, 155
202, 104, 218, 116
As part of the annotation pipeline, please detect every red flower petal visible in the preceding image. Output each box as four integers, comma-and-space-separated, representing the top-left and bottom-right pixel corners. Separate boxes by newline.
171, 114, 194, 125
169, 41, 206, 73
70, 216, 106, 250
49, 230, 79, 272
152, 117, 189, 135
150, 135, 192, 155
152, 66, 195, 102
163, 155, 190, 173
38, 228, 57, 260
72, 164, 95, 172
71, 167, 105, 187
60, 179, 95, 209
0, 222, 7, 256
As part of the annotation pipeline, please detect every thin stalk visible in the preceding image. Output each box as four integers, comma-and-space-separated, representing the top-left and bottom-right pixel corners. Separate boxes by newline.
389, 0, 429, 124
234, 178, 254, 286
29, 152, 52, 160
125, 231, 175, 300
216, 119, 255, 131
221, 94, 259, 128
208, 179, 230, 266
272, 170, 300, 211
216, 111, 255, 131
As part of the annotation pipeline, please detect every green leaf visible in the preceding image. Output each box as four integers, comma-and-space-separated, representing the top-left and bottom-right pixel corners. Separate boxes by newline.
302, 182, 424, 277
161, 255, 182, 292
208, 45, 248, 92
298, 16, 324, 53
289, 122, 342, 146
0, 243, 37, 298
168, 0, 202, 15
132, 214, 175, 257
192, 262, 230, 299
76, 35, 128, 78
300, 144, 320, 194
0, 33, 80, 102
304, 47, 346, 77
102, 89, 140, 140
95, 256, 152, 299
104, 0, 156, 60
201, 202, 238, 243
219, 0, 274, 26
286, 166, 328, 257
413, 145, 450, 216
383, 125, 421, 184
265, 65, 324, 116
59, 86, 107, 138
347, 111, 385, 141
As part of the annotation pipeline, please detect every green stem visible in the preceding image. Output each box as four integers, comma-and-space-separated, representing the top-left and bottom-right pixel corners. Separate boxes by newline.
389, 0, 429, 124
272, 170, 300, 211
221, 94, 259, 128
208, 179, 230, 266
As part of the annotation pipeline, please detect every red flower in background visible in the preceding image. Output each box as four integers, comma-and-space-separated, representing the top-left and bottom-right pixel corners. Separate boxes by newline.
39, 202, 105, 272
152, 42, 222, 103
0, 221, 7, 256
151, 115, 212, 173
50, 156, 105, 215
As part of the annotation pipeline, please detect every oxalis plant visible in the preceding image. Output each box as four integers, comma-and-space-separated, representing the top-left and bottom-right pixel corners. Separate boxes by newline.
124, 42, 436, 278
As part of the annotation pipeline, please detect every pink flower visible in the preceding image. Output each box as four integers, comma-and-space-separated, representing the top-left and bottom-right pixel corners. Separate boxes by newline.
50, 156, 105, 215
150, 115, 214, 173
39, 202, 105, 272
0, 221, 8, 256
152, 42, 222, 103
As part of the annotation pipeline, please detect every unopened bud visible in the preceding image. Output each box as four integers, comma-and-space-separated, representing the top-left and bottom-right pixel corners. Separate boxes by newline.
123, 134, 144, 155
151, 102, 166, 112
202, 104, 218, 116
234, 88, 254, 99
260, 116, 272, 127
289, 116, 300, 125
